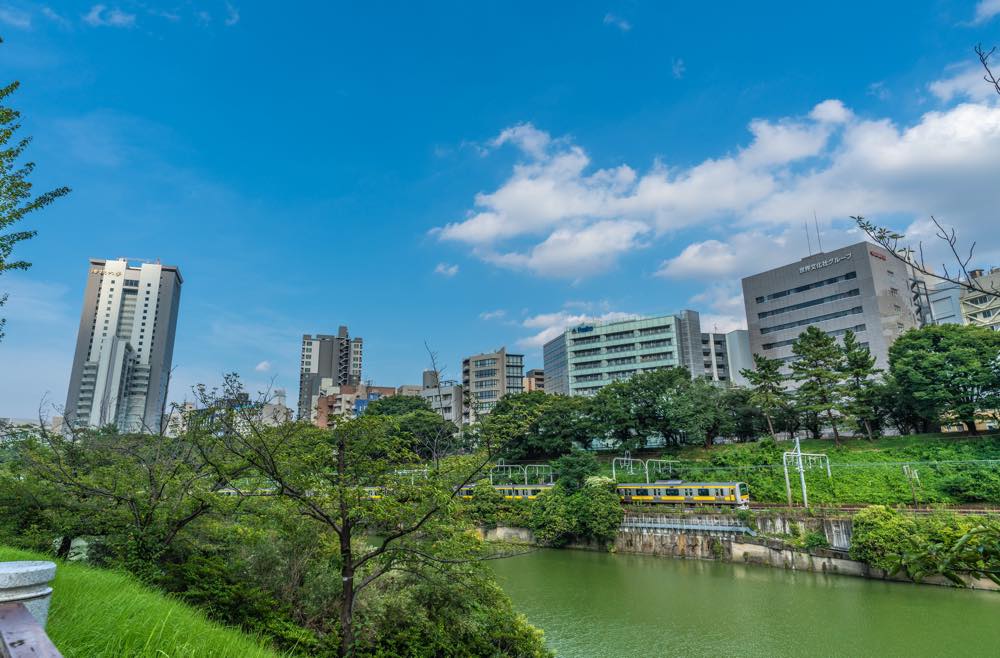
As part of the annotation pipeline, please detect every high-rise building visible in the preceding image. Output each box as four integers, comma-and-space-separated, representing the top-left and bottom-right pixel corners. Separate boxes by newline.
523, 368, 545, 392
298, 327, 362, 419
700, 329, 753, 386
741, 241, 925, 371
542, 311, 703, 397
461, 347, 523, 421
64, 258, 182, 432
960, 269, 1000, 331
421, 379, 463, 424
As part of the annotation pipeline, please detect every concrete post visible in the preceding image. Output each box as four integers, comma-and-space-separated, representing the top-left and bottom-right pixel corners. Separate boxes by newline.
0, 561, 57, 627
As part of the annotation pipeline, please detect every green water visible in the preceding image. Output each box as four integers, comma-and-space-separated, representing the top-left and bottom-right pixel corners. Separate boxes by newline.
491, 549, 1000, 657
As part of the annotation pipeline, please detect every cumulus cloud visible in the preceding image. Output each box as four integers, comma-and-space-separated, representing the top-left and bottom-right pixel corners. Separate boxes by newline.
83, 4, 136, 27
518, 308, 637, 349
971, 0, 1000, 24
602, 13, 631, 31
255, 360, 271, 373
434, 262, 459, 277
929, 63, 1000, 103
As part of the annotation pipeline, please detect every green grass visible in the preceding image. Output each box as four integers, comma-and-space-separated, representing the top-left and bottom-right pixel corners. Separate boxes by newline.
0, 546, 284, 658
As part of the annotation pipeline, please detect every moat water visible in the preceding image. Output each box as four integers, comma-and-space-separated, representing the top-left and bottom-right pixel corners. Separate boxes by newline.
491, 548, 1000, 657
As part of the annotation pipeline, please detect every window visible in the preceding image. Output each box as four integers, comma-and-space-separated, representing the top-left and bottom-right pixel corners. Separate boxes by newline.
665, 488, 679, 496
758, 289, 861, 319
760, 306, 864, 334
698, 488, 710, 497
762, 324, 866, 350
638, 326, 670, 336
605, 330, 633, 340
755, 271, 857, 303
889, 287, 899, 296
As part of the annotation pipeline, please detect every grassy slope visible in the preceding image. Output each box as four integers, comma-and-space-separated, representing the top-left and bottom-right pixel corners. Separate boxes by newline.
0, 546, 283, 658
595, 433, 1000, 505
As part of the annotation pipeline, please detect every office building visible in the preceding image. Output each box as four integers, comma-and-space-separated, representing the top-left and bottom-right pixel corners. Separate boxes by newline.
523, 369, 545, 392
542, 311, 703, 397
421, 379, 463, 424
701, 329, 753, 386
928, 279, 966, 325
462, 347, 523, 421
64, 258, 182, 432
961, 268, 1000, 331
741, 241, 925, 371
298, 327, 362, 419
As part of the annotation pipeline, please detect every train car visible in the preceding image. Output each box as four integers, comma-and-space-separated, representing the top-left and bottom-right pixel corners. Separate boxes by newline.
458, 484, 554, 500
617, 480, 749, 507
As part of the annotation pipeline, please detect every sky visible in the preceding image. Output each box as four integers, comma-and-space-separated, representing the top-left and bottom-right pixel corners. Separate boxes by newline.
1, 0, 1000, 419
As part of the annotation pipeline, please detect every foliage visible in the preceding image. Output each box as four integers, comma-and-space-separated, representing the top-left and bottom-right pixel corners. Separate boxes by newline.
790, 326, 846, 444
839, 330, 882, 440
589, 367, 696, 450
529, 480, 622, 548
674, 377, 735, 448
550, 449, 599, 493
741, 353, 785, 437
488, 392, 595, 460
891, 522, 1000, 587
850, 506, 920, 570
889, 324, 1000, 434
364, 395, 432, 417
0, 40, 70, 341
0, 545, 282, 658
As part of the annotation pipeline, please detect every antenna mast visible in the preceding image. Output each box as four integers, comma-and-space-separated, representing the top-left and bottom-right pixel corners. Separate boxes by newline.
813, 211, 824, 253
804, 221, 813, 256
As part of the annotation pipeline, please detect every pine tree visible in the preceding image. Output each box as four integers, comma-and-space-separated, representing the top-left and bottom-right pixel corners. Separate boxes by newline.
839, 329, 881, 440
0, 37, 70, 341
740, 353, 785, 438
790, 326, 846, 445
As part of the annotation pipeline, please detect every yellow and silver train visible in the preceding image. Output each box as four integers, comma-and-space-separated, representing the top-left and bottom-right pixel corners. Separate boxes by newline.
616, 480, 750, 507
457, 484, 553, 500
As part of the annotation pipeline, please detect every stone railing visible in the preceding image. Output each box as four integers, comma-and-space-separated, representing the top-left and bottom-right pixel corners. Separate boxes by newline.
0, 561, 61, 657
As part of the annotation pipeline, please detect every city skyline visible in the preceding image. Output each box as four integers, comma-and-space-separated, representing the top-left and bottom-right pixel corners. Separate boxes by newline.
3, 2, 1000, 418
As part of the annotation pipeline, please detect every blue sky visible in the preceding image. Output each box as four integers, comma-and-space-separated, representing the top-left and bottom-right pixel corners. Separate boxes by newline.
2, 1, 1000, 418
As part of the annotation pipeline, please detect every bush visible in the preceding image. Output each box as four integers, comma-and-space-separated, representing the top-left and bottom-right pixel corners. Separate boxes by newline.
849, 506, 919, 570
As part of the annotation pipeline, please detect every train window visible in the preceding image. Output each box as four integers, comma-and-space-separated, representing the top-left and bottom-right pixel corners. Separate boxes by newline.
636, 488, 649, 496
698, 488, 710, 497
685, 489, 693, 496
665, 488, 679, 496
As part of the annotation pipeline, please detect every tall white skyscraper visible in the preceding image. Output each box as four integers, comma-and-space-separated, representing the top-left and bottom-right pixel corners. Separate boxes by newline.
64, 258, 182, 432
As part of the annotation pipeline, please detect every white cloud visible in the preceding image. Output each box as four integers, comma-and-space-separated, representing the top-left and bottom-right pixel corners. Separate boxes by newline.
224, 2, 240, 26
867, 81, 890, 101
971, 0, 1000, 24
518, 308, 637, 349
929, 63, 1000, 103
0, 7, 32, 29
41, 7, 71, 27
255, 360, 271, 373
602, 13, 631, 31
671, 58, 685, 80
83, 4, 136, 28
479, 309, 506, 321
434, 262, 459, 277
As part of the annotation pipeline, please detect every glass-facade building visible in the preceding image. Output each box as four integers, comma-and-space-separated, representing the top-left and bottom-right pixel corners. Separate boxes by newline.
543, 312, 703, 397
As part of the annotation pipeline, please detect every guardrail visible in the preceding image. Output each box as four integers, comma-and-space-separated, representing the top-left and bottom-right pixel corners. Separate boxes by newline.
621, 513, 757, 536
0, 562, 61, 658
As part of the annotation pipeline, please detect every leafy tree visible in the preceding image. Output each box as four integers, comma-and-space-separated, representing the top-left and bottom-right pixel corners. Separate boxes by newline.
839, 329, 881, 440
891, 522, 1000, 587
0, 38, 70, 341
550, 449, 599, 493
741, 353, 785, 437
889, 324, 1000, 434
364, 394, 431, 417
722, 386, 765, 441
396, 408, 459, 467
790, 326, 846, 445
675, 377, 735, 449
591, 367, 691, 450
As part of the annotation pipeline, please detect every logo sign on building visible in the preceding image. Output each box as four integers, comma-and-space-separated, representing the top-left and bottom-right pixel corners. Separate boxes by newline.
870, 250, 887, 261
799, 252, 852, 274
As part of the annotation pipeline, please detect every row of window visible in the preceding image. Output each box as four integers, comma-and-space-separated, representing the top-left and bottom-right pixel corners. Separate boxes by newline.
758, 288, 861, 320
760, 306, 864, 335
754, 271, 858, 304
570, 326, 672, 346
762, 324, 867, 351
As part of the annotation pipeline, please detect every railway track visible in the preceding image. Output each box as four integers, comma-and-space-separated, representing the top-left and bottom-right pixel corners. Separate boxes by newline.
747, 502, 1000, 515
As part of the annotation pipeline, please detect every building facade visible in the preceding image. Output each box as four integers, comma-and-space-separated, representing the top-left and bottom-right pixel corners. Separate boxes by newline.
542, 311, 703, 397
741, 241, 925, 371
700, 329, 753, 386
313, 383, 396, 427
928, 279, 966, 325
420, 379, 463, 425
64, 258, 182, 432
298, 326, 362, 419
523, 368, 545, 392
462, 347, 524, 421
960, 269, 1000, 331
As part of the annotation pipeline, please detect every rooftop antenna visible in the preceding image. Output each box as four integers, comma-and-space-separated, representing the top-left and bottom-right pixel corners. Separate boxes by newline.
804, 220, 813, 256
813, 211, 824, 253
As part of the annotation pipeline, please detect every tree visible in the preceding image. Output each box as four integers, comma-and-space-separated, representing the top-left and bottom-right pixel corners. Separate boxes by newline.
397, 408, 460, 466
839, 329, 881, 440
549, 449, 599, 494
364, 394, 431, 417
197, 378, 519, 657
741, 353, 785, 437
674, 377, 735, 449
591, 368, 691, 450
889, 324, 1000, 434
0, 38, 70, 341
790, 326, 846, 445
